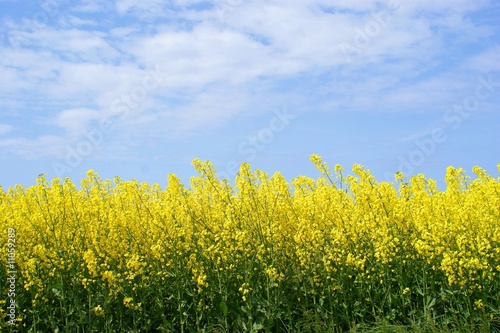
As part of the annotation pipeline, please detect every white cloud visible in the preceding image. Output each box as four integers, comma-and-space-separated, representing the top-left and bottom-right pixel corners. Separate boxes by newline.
8, 27, 120, 62
0, 0, 497, 163
126, 24, 277, 86
464, 45, 500, 73
0, 124, 13, 135
0, 135, 65, 159
71, 0, 111, 13
52, 108, 100, 139
115, 0, 168, 17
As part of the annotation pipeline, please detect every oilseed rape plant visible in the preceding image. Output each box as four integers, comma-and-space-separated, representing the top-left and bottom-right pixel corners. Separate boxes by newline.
1, 155, 500, 332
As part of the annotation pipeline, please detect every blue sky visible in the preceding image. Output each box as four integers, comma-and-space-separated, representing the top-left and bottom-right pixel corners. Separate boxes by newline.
0, 0, 499, 190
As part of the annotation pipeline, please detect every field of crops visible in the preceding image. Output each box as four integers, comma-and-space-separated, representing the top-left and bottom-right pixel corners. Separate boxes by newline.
1, 155, 499, 332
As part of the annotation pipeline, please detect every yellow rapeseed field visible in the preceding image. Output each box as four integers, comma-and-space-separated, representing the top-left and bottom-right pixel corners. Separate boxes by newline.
1, 155, 499, 332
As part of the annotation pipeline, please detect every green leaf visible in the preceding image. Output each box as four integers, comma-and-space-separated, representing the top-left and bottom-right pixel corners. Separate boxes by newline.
220, 302, 228, 317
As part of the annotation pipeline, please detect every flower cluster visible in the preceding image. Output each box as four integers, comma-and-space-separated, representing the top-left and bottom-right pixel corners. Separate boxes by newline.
0, 156, 499, 331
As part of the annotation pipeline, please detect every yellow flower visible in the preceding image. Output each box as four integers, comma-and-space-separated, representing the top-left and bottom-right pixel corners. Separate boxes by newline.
309, 153, 322, 166
94, 305, 104, 317
474, 299, 485, 310
395, 171, 404, 182
1, 157, 499, 329
123, 297, 133, 307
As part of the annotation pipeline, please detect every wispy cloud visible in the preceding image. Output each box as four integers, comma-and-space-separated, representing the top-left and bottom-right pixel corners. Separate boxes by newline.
0, 124, 13, 135
0, 0, 498, 187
